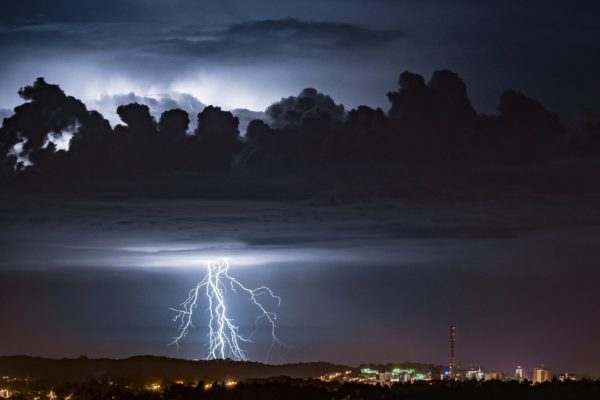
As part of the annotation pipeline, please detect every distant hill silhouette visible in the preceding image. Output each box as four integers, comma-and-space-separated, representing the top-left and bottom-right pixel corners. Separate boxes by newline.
0, 355, 356, 383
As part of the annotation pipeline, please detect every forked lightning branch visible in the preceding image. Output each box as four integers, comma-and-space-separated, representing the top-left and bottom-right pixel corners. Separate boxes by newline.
169, 260, 281, 361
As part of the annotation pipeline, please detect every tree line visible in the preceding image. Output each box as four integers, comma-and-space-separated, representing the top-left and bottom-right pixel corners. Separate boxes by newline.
14, 378, 600, 400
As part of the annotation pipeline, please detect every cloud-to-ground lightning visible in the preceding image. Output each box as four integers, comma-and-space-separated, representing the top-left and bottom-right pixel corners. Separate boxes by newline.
169, 260, 281, 361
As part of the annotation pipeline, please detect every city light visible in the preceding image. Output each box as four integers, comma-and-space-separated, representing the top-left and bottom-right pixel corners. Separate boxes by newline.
146, 382, 162, 392
360, 368, 379, 375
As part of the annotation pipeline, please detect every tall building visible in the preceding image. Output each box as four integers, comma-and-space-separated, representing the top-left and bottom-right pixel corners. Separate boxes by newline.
532, 366, 552, 384
449, 325, 456, 378
516, 365, 524, 380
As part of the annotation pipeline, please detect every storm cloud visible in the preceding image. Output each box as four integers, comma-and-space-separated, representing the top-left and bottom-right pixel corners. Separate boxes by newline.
91, 93, 206, 128
153, 19, 404, 59
0, 18, 403, 59
0, 108, 12, 121
2, 70, 596, 186
1, 1, 599, 124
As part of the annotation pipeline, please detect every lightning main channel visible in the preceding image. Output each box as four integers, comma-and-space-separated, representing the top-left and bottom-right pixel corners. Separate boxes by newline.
169, 260, 281, 361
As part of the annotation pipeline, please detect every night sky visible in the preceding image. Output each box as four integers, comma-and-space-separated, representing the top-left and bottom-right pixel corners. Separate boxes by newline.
1, 0, 600, 378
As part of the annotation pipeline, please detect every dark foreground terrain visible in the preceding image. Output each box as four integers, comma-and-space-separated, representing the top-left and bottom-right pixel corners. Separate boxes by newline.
1, 356, 599, 399
1, 374, 600, 400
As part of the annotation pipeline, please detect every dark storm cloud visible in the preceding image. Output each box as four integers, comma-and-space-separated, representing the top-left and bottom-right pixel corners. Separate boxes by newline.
0, 22, 167, 54
0, 18, 404, 60
230, 108, 267, 133
88, 93, 264, 133
0, 109, 12, 121
3, 72, 593, 181
213, 18, 403, 55
266, 87, 345, 128
91, 93, 205, 127
226, 18, 402, 44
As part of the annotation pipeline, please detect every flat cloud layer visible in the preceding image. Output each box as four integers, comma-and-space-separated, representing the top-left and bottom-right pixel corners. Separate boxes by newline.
0, 19, 403, 57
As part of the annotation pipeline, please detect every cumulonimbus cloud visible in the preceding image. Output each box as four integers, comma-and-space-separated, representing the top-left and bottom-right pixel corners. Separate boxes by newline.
0, 108, 13, 122
87, 93, 265, 133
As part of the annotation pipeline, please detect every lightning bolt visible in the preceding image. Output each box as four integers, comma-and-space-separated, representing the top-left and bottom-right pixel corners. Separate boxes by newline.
169, 260, 282, 361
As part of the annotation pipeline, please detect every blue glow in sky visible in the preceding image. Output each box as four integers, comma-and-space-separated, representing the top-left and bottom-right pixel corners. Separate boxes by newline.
1, 1, 599, 126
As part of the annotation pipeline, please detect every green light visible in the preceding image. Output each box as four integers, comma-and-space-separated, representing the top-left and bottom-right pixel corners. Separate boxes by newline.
391, 368, 416, 375
361, 368, 379, 375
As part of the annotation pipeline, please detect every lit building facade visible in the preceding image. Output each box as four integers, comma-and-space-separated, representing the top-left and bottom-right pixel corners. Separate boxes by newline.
465, 368, 484, 381
532, 367, 552, 384
484, 372, 503, 381
515, 365, 524, 380
558, 373, 577, 382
